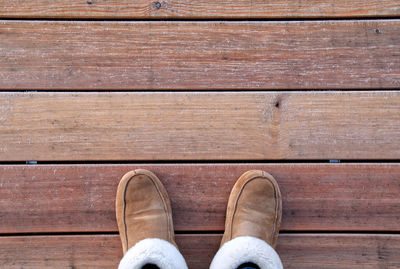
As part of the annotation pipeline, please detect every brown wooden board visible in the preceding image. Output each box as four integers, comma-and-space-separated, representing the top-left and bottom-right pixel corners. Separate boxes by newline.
0, 21, 399, 90
0, 0, 399, 19
0, 234, 399, 268
1, 92, 400, 161
1, 164, 399, 233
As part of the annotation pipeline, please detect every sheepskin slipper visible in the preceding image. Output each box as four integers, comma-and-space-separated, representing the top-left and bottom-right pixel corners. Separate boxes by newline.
210, 236, 283, 269
118, 238, 188, 269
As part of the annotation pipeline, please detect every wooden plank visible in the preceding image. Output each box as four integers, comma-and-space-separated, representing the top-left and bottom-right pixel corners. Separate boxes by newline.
0, 0, 399, 19
1, 164, 399, 233
1, 234, 399, 268
0, 21, 399, 90
1, 92, 400, 161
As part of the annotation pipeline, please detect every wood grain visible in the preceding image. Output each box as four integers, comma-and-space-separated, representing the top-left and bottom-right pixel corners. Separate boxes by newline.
0, 0, 399, 19
1, 234, 399, 268
1, 92, 400, 161
1, 21, 399, 90
1, 164, 399, 233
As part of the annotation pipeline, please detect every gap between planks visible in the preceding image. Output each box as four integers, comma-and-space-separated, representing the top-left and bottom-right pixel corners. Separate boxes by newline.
0, 0, 400, 19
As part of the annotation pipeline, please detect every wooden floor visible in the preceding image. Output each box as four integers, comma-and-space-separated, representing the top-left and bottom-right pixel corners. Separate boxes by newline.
1, 1, 400, 268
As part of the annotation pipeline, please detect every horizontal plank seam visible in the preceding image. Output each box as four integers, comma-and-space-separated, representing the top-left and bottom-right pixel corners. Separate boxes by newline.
1, 89, 400, 93
1, 17, 400, 22
1, 231, 400, 237
1, 160, 400, 165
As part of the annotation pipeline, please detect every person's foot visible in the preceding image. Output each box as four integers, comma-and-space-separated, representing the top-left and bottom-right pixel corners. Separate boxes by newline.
220, 170, 282, 248
115, 169, 176, 254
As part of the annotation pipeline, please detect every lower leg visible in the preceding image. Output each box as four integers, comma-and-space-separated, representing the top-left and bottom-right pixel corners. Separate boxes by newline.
142, 264, 160, 269
237, 263, 261, 269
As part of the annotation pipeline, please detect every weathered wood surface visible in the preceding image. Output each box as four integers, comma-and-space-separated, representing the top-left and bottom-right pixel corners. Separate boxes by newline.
1, 234, 399, 268
1, 164, 399, 233
1, 21, 399, 90
1, 92, 400, 161
1, 0, 399, 19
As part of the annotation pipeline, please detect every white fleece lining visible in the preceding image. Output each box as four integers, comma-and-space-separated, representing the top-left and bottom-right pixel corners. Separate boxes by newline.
118, 238, 188, 269
210, 236, 283, 269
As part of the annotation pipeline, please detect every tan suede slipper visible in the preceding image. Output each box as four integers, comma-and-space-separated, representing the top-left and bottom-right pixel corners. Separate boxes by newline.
220, 170, 282, 248
116, 169, 176, 254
